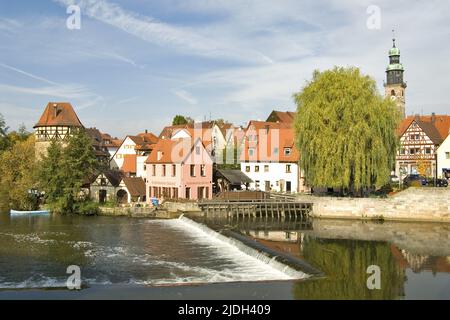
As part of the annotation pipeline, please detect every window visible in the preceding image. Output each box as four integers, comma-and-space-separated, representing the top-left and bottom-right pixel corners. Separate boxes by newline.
162, 165, 166, 177
425, 148, 431, 155
200, 165, 206, 177
255, 180, 260, 189
172, 164, 176, 176
245, 166, 250, 172
284, 148, 292, 156
446, 152, 450, 159
143, 165, 146, 171
400, 148, 406, 155
190, 164, 195, 177
273, 147, 279, 155
152, 165, 156, 176
249, 148, 255, 157
264, 165, 269, 172
196, 146, 201, 155
286, 164, 291, 173
100, 178, 107, 186
255, 165, 260, 172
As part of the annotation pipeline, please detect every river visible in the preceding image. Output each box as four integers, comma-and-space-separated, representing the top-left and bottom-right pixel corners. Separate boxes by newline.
0, 213, 449, 299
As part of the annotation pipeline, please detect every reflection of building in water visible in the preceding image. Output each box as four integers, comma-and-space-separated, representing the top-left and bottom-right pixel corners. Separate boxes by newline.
391, 245, 450, 274
400, 249, 430, 273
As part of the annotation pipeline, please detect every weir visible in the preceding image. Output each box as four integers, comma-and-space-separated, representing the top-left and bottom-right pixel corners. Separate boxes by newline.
177, 215, 323, 279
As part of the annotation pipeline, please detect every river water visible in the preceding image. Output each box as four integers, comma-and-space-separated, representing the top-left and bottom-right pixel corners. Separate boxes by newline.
0, 213, 449, 299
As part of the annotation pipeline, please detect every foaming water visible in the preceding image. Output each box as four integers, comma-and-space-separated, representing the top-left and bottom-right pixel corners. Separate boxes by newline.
161, 216, 309, 280
0, 215, 307, 289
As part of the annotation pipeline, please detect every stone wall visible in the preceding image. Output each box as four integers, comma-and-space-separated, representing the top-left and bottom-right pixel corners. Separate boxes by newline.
302, 187, 450, 223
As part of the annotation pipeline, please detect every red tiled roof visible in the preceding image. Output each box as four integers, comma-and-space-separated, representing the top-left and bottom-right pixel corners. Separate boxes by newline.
122, 177, 146, 197
266, 110, 296, 124
241, 121, 299, 162
398, 115, 450, 144
145, 138, 210, 164
34, 102, 84, 128
121, 154, 137, 173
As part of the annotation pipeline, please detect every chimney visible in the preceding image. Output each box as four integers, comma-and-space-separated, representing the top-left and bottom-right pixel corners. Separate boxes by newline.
53, 104, 58, 118
431, 112, 436, 123
145, 129, 148, 134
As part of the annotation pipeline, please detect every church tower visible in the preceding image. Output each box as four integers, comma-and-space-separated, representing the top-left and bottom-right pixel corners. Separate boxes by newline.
384, 34, 407, 119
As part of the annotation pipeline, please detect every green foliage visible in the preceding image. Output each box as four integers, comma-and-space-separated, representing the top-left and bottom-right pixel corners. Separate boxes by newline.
293, 67, 400, 193
74, 200, 100, 216
0, 136, 40, 211
0, 113, 9, 153
216, 146, 240, 170
7, 124, 31, 145
172, 115, 189, 125
38, 130, 100, 214
293, 238, 405, 299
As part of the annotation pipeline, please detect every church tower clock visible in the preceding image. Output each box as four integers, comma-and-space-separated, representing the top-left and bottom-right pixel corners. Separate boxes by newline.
384, 34, 407, 119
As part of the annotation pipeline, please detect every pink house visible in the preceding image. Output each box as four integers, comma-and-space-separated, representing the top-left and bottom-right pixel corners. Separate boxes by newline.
145, 138, 213, 201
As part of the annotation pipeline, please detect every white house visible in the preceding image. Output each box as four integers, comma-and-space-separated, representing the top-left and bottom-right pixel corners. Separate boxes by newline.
239, 121, 307, 193
110, 132, 158, 178
437, 133, 450, 180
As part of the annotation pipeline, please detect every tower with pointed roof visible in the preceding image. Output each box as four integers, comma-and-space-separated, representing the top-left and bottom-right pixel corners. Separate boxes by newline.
384, 32, 407, 119
34, 102, 84, 158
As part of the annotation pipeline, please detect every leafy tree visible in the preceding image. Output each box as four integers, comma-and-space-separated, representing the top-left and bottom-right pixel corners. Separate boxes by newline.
39, 130, 100, 214
293, 67, 399, 195
0, 136, 39, 211
172, 115, 189, 125
7, 123, 31, 145
0, 113, 9, 152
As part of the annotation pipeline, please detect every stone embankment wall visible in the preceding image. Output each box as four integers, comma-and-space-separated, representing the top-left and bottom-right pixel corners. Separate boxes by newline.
303, 187, 450, 223
307, 219, 450, 256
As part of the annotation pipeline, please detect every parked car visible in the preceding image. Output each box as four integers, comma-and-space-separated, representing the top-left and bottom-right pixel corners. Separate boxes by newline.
403, 174, 427, 187
427, 178, 449, 187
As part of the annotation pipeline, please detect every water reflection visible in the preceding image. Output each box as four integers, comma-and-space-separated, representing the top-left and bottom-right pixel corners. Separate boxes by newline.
202, 216, 450, 299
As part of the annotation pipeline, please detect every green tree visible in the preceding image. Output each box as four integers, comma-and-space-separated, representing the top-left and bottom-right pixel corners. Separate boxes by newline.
7, 123, 31, 145
0, 113, 9, 152
0, 136, 39, 211
172, 115, 189, 125
39, 130, 100, 214
293, 67, 399, 195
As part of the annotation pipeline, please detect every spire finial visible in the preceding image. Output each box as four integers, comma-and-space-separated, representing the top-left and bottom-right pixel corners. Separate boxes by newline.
392, 29, 396, 47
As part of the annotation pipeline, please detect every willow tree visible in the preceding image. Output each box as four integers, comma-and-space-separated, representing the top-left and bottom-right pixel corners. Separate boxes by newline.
293, 67, 399, 194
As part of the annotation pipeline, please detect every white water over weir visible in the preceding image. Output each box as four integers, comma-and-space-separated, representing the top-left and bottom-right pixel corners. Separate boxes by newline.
177, 215, 310, 280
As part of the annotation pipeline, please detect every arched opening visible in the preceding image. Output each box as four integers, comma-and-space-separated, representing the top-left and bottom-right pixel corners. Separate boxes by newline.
116, 189, 128, 204
391, 89, 396, 96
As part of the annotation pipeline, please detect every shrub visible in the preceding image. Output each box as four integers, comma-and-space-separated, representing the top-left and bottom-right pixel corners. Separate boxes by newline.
74, 201, 100, 216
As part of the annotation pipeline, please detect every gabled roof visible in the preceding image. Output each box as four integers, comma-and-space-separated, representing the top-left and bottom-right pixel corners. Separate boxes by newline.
122, 177, 146, 197
398, 115, 450, 145
266, 110, 296, 124
34, 102, 84, 128
241, 121, 299, 162
122, 154, 137, 173
145, 138, 211, 164
215, 169, 253, 184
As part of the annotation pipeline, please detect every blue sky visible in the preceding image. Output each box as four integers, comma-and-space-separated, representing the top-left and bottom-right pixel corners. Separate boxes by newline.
0, 0, 449, 138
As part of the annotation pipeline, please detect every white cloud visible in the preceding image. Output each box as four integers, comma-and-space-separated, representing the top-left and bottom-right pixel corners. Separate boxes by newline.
174, 89, 198, 105
54, 0, 273, 64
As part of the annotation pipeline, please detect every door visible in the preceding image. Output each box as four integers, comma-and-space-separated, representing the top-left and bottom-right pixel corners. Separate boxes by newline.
197, 187, 204, 200
99, 190, 107, 203
286, 181, 292, 193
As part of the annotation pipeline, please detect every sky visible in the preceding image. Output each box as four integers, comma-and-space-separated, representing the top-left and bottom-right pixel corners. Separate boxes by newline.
0, 0, 449, 138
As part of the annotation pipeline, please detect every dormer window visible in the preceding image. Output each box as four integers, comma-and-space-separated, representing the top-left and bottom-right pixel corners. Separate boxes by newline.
284, 148, 292, 156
